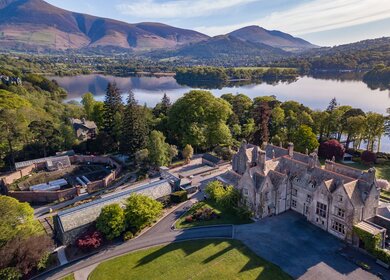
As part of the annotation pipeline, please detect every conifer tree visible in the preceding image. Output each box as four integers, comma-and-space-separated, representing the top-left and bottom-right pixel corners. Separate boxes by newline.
120, 91, 148, 154
103, 82, 123, 142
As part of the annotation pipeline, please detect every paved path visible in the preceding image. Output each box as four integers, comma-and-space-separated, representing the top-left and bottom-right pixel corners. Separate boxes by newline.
34, 195, 233, 280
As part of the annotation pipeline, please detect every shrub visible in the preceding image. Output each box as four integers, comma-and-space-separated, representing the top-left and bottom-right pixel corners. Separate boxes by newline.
36, 251, 50, 271
0, 268, 21, 280
170, 191, 188, 203
185, 215, 193, 223
234, 206, 252, 220
361, 150, 377, 164
318, 139, 345, 161
123, 231, 134, 241
76, 230, 103, 250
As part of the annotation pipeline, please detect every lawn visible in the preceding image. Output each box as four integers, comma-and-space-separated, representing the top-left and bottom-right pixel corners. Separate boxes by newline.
61, 274, 75, 280
175, 200, 252, 229
89, 239, 292, 280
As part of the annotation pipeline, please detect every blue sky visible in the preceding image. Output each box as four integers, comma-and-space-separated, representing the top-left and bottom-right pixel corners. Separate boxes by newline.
46, 0, 390, 46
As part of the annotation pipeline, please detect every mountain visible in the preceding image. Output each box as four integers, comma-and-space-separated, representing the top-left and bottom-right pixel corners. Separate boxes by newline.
0, 0, 209, 52
229, 25, 317, 52
150, 35, 290, 65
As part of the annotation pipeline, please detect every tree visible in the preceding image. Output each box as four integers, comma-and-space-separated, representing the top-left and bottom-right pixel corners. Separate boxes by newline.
147, 130, 172, 167
153, 93, 171, 117
182, 144, 194, 163
168, 145, 178, 164
318, 140, 345, 161
28, 120, 60, 157
96, 204, 125, 240
0, 234, 53, 275
345, 115, 366, 149
252, 101, 272, 145
168, 90, 232, 149
76, 230, 103, 250
0, 109, 27, 167
205, 181, 240, 208
124, 194, 163, 232
120, 91, 148, 155
364, 112, 385, 152
0, 267, 21, 280
0, 196, 41, 247
91, 101, 104, 129
81, 92, 95, 119
291, 125, 319, 153
361, 150, 376, 164
103, 82, 123, 141
135, 149, 149, 166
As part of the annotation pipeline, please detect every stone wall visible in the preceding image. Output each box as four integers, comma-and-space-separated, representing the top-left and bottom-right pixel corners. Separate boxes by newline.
0, 165, 35, 186
8, 187, 79, 204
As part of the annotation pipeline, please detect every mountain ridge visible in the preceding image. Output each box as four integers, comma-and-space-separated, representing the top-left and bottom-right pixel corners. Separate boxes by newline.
0, 0, 316, 55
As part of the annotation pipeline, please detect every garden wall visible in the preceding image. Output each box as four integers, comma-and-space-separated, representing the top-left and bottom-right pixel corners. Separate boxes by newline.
8, 187, 79, 204
0, 164, 35, 186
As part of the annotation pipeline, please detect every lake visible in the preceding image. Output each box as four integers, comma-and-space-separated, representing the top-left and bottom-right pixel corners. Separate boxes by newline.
49, 74, 390, 151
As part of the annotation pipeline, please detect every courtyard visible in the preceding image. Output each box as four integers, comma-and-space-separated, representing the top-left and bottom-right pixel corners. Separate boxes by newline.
235, 211, 381, 280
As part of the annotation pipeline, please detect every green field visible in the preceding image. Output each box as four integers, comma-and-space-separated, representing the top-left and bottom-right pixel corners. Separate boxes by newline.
89, 239, 291, 280
175, 200, 252, 229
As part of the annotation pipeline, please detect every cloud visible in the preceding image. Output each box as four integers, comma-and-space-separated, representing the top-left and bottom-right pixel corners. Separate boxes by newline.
194, 0, 390, 36
116, 0, 256, 18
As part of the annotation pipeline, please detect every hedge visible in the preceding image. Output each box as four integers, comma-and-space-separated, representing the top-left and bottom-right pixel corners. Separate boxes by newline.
170, 191, 188, 203
353, 226, 390, 265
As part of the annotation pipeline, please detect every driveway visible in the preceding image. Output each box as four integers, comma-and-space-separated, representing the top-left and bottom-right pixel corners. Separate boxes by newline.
235, 211, 380, 280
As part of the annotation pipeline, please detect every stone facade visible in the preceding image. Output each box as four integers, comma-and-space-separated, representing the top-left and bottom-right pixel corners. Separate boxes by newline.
228, 141, 382, 244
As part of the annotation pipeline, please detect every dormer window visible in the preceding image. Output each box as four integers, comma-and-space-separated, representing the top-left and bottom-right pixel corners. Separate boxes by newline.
337, 195, 343, 202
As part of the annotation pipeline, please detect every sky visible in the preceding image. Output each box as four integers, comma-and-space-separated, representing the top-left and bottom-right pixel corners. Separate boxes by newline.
45, 0, 390, 46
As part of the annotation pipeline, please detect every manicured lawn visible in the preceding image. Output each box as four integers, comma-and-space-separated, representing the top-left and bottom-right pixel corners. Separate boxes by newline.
61, 274, 75, 280
89, 239, 292, 280
175, 200, 252, 229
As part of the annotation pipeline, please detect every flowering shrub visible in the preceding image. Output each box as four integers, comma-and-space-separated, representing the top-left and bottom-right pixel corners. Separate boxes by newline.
185, 206, 219, 223
318, 139, 345, 161
76, 230, 103, 250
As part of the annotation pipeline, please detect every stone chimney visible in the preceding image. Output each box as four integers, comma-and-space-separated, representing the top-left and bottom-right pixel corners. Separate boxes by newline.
81, 117, 86, 124
287, 142, 294, 158
257, 150, 266, 172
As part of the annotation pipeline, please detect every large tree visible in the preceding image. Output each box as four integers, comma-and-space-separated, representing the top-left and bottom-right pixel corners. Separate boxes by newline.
96, 204, 125, 240
252, 101, 272, 145
28, 120, 60, 157
168, 90, 232, 150
103, 82, 123, 141
291, 125, 319, 153
124, 194, 163, 232
120, 91, 148, 155
81, 92, 95, 119
147, 130, 171, 167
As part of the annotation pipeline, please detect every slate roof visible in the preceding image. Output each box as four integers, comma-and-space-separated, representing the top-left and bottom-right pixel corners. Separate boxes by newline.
217, 170, 241, 186
70, 118, 97, 130
202, 153, 223, 164
57, 179, 172, 233
268, 170, 286, 187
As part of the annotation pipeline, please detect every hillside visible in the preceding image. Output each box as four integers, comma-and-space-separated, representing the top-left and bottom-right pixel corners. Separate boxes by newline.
228, 25, 316, 52
0, 0, 209, 52
151, 35, 290, 66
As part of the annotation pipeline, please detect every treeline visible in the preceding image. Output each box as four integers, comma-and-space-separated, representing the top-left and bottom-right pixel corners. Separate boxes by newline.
0, 69, 85, 170
175, 67, 298, 88
363, 64, 390, 90
77, 86, 388, 164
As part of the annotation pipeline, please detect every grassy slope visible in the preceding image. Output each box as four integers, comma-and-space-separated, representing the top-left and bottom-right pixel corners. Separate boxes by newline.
175, 200, 252, 229
89, 239, 292, 280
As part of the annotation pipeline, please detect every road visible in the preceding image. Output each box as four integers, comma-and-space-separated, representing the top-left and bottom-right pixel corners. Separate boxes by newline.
34, 195, 233, 280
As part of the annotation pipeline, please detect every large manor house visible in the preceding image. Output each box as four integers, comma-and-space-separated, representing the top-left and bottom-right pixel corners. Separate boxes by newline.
223, 141, 384, 245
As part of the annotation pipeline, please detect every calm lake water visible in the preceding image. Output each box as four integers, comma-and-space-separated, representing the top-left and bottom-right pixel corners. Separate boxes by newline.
49, 74, 390, 151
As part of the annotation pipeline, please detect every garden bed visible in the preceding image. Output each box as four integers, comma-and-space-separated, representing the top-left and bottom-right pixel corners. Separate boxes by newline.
175, 200, 252, 229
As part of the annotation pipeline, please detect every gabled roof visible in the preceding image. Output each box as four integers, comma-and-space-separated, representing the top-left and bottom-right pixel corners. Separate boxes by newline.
268, 170, 286, 187
343, 180, 363, 208
254, 172, 267, 191
70, 118, 97, 130
202, 153, 223, 164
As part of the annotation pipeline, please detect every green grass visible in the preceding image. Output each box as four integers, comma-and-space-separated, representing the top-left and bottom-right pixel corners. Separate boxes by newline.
175, 200, 252, 229
89, 239, 292, 280
61, 274, 75, 280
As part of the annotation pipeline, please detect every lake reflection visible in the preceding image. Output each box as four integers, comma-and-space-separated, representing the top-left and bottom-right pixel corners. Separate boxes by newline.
49, 74, 390, 114
49, 74, 390, 152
